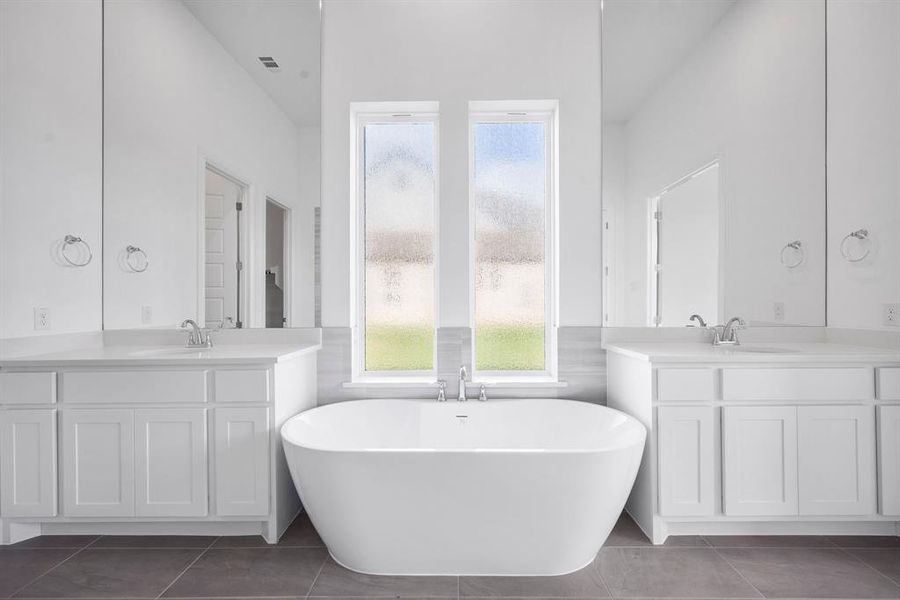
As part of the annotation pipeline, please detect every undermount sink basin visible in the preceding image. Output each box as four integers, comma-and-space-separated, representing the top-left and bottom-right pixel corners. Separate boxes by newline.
725, 346, 799, 354
128, 347, 212, 358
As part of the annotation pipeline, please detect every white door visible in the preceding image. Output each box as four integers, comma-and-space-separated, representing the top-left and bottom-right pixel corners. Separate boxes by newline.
0, 409, 57, 517
723, 406, 798, 516
798, 405, 876, 516
214, 407, 269, 516
655, 163, 719, 326
878, 405, 900, 515
62, 409, 135, 517
205, 168, 241, 327
658, 406, 715, 516
135, 409, 208, 517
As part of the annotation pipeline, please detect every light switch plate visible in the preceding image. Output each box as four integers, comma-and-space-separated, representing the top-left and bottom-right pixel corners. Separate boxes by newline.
141, 304, 153, 324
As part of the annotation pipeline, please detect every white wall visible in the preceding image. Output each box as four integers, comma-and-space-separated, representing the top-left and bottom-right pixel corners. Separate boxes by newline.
611, 0, 826, 327
0, 0, 103, 339
320, 0, 602, 328
103, 0, 317, 329
827, 0, 900, 331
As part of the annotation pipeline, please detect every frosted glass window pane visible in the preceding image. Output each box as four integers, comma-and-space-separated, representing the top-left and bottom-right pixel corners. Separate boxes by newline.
364, 122, 435, 371
474, 122, 546, 371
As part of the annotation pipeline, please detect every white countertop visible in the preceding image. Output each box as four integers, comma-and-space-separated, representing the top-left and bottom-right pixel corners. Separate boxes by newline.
0, 342, 321, 368
603, 342, 900, 364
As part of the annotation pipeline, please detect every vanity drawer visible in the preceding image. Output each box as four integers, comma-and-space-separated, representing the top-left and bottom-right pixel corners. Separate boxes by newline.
0, 372, 57, 405
214, 370, 270, 404
62, 371, 207, 404
657, 369, 715, 402
877, 368, 900, 401
722, 368, 873, 401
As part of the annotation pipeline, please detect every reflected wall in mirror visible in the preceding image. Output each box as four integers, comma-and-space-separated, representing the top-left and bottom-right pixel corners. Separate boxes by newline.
602, 0, 825, 327
103, 0, 320, 329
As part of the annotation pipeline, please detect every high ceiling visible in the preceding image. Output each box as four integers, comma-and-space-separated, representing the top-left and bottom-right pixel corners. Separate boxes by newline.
183, 0, 321, 128
602, 0, 736, 122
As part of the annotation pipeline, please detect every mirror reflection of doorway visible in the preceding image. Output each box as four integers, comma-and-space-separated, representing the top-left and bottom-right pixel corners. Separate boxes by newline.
204, 165, 246, 328
650, 162, 720, 327
265, 199, 290, 328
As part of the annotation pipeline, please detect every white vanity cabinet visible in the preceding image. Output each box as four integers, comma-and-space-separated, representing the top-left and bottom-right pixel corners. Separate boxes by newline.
63, 407, 208, 518
879, 405, 900, 515
0, 409, 58, 517
62, 409, 135, 517
657, 406, 715, 516
797, 405, 875, 516
135, 408, 208, 517
607, 343, 900, 544
0, 340, 319, 546
0, 372, 58, 518
214, 407, 269, 516
723, 405, 799, 516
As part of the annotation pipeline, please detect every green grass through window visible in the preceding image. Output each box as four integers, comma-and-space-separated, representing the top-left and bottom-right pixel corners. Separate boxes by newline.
364, 325, 544, 372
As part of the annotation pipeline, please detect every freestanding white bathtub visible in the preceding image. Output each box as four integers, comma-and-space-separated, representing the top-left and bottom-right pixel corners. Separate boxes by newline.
281, 398, 646, 576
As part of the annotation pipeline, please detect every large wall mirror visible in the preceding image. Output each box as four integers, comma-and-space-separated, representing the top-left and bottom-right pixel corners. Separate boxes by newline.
602, 0, 826, 327
103, 0, 320, 329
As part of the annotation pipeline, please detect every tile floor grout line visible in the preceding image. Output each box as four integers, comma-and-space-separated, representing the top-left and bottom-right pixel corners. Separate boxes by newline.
153, 541, 216, 600
832, 545, 900, 591
709, 546, 766, 600
590, 549, 616, 600
6, 535, 102, 598
303, 553, 330, 600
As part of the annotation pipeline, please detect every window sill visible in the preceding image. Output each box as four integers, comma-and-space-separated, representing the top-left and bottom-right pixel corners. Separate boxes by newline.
342, 379, 439, 389
342, 380, 568, 390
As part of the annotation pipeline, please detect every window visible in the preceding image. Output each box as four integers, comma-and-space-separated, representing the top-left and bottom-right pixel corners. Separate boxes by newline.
353, 104, 438, 378
470, 102, 557, 380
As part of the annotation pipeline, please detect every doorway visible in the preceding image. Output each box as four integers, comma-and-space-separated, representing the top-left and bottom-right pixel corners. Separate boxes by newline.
265, 198, 290, 328
204, 165, 247, 328
649, 162, 720, 327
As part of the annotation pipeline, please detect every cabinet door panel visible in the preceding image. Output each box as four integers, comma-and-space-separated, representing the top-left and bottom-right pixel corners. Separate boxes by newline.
214, 407, 269, 516
0, 409, 57, 517
723, 406, 798, 516
658, 406, 715, 516
879, 405, 900, 515
135, 409, 208, 517
62, 409, 134, 517
799, 405, 875, 516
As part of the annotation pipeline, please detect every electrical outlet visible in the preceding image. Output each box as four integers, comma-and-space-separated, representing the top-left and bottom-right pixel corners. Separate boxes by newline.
773, 302, 785, 322
884, 303, 900, 327
33, 306, 50, 330
141, 305, 153, 325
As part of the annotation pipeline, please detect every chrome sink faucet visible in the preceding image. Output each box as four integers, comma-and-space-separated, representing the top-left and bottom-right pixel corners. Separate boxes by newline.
458, 365, 468, 401
180, 319, 213, 349
712, 316, 746, 346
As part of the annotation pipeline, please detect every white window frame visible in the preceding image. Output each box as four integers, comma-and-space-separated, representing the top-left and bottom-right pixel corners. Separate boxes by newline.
350, 102, 440, 383
468, 100, 559, 383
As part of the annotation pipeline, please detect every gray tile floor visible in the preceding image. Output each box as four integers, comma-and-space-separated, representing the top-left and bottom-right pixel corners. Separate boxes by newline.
1, 512, 899, 599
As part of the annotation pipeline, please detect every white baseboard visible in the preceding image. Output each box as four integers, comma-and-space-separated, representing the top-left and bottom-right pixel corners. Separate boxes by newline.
37, 520, 265, 539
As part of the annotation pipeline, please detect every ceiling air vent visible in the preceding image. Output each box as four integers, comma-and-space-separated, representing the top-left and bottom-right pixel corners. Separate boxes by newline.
258, 56, 280, 72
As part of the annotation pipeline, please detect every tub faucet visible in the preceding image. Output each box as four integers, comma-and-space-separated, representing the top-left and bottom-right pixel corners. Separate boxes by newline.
458, 366, 468, 402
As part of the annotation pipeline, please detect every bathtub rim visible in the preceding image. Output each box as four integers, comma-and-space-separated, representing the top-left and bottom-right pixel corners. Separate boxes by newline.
281, 397, 647, 455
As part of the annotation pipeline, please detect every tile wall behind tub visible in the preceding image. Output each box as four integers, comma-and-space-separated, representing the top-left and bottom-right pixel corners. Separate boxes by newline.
316, 326, 606, 404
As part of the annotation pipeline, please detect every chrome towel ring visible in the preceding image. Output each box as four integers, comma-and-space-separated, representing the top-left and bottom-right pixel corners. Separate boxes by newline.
840, 229, 871, 262
62, 235, 93, 267
780, 240, 805, 269
125, 245, 149, 272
